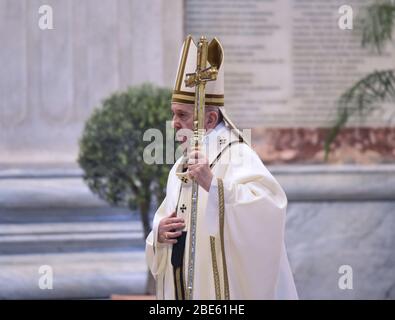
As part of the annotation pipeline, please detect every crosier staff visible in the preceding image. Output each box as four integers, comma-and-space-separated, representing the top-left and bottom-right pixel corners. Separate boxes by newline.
184, 36, 218, 300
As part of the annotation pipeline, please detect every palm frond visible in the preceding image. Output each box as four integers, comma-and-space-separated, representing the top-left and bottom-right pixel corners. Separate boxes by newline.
324, 70, 395, 160
361, 1, 395, 53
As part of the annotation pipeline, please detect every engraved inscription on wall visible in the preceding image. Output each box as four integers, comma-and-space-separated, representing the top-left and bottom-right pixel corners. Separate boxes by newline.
185, 0, 395, 128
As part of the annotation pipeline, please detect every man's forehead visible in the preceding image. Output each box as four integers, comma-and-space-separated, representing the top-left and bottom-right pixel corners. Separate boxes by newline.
171, 103, 193, 112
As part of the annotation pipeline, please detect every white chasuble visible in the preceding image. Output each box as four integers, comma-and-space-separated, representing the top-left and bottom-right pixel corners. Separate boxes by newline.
145, 122, 298, 300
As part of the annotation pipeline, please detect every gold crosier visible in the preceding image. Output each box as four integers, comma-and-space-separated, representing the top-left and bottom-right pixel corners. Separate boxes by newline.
184, 36, 218, 300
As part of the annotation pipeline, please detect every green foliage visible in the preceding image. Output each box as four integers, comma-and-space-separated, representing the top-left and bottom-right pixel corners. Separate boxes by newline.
325, 1, 395, 160
361, 0, 395, 53
78, 84, 172, 224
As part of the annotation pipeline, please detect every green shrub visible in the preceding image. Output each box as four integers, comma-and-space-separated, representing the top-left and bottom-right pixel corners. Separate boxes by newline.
78, 83, 172, 238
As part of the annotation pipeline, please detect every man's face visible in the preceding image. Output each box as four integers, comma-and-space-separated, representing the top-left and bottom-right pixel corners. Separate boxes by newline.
171, 103, 194, 143
171, 103, 194, 131
171, 102, 219, 143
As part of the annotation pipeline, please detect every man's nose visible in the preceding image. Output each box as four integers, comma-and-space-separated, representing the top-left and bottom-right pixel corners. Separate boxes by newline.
172, 117, 181, 130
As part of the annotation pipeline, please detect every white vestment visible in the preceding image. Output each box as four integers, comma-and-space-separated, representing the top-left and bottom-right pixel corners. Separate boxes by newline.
145, 122, 298, 300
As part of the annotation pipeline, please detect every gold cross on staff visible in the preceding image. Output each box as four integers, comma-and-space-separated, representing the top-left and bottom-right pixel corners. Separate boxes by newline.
184, 65, 218, 87
184, 36, 219, 88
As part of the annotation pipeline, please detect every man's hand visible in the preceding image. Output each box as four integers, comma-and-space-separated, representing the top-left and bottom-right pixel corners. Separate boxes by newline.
187, 148, 213, 192
158, 212, 185, 244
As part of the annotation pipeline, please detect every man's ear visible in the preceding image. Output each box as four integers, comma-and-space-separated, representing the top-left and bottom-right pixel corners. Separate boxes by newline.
207, 111, 219, 128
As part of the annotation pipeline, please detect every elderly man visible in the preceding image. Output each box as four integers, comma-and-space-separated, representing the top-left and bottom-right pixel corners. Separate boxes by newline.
146, 35, 297, 300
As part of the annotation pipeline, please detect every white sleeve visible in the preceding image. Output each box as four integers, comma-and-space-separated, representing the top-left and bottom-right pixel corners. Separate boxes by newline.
145, 198, 169, 278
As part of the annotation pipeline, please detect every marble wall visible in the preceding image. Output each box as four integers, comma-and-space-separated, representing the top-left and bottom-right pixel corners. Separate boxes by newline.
274, 165, 395, 299
0, 0, 183, 166
1, 165, 393, 299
